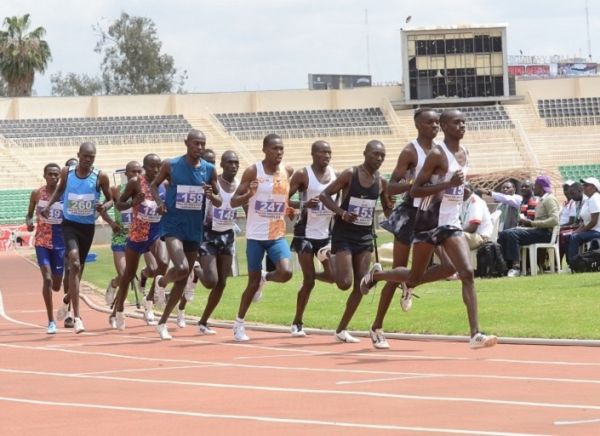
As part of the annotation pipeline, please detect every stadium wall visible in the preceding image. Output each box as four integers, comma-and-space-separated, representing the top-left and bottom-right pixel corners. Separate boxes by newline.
516, 76, 600, 101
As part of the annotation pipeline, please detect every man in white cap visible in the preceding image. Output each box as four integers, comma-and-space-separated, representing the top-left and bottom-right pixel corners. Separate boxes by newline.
566, 177, 600, 267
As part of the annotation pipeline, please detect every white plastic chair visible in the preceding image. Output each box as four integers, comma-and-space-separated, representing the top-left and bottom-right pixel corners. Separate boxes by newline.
520, 226, 561, 276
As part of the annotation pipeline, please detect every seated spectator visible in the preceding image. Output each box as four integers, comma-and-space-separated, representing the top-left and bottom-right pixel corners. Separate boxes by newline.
559, 181, 583, 263
566, 177, 600, 268
461, 183, 493, 249
483, 180, 521, 231
497, 175, 560, 277
519, 179, 539, 221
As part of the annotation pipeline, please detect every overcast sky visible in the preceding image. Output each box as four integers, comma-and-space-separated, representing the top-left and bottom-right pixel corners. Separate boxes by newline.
3, 0, 599, 96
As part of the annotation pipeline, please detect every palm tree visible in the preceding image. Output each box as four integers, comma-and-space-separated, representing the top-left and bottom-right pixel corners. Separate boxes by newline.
0, 14, 51, 97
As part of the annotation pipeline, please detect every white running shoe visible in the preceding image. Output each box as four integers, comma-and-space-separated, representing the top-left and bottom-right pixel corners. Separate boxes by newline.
506, 268, 521, 278
400, 282, 413, 312
176, 309, 186, 328
157, 323, 172, 340
154, 275, 166, 308
183, 275, 195, 302
198, 323, 216, 335
335, 330, 360, 343
369, 329, 390, 349
74, 317, 85, 334
290, 323, 307, 337
233, 320, 250, 341
47, 321, 57, 335
56, 302, 69, 321
316, 244, 331, 263
469, 332, 498, 349
252, 270, 267, 303
108, 314, 117, 329
115, 312, 125, 331
105, 281, 116, 306
359, 263, 382, 295
143, 299, 157, 325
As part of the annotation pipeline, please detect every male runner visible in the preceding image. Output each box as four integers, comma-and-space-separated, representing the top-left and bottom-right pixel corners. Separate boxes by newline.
26, 163, 67, 334
319, 140, 393, 343
230, 133, 293, 341
151, 130, 221, 340
42, 142, 112, 333
288, 140, 336, 337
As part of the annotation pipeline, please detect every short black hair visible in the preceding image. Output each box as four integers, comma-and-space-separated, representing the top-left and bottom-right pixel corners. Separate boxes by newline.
263, 133, 282, 148
43, 163, 60, 174
414, 107, 437, 120
65, 158, 78, 166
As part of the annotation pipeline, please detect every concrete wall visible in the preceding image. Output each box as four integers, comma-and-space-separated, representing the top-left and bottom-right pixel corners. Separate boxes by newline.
517, 76, 600, 101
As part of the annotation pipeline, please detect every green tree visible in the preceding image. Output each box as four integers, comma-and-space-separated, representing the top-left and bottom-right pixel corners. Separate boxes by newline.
0, 14, 51, 97
94, 13, 185, 95
50, 72, 103, 96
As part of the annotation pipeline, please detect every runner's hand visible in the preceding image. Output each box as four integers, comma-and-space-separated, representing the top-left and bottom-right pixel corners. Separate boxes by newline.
131, 192, 145, 207
304, 196, 320, 208
449, 170, 464, 187
203, 183, 213, 198
341, 211, 358, 223
248, 180, 259, 197
157, 203, 167, 215
40, 207, 50, 219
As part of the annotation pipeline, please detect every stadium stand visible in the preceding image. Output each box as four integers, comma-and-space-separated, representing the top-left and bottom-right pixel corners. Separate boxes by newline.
0, 189, 30, 224
432, 105, 513, 129
559, 164, 600, 181
537, 97, 600, 126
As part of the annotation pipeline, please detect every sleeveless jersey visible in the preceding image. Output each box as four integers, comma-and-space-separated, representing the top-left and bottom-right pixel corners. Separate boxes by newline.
62, 165, 101, 225
331, 167, 380, 244
415, 142, 468, 231
129, 176, 165, 243
160, 155, 215, 243
246, 161, 290, 241
35, 185, 64, 249
405, 139, 429, 208
205, 178, 239, 233
294, 165, 336, 240
111, 185, 132, 246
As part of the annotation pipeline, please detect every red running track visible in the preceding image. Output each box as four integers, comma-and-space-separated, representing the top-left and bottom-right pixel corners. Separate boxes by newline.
1, 251, 599, 435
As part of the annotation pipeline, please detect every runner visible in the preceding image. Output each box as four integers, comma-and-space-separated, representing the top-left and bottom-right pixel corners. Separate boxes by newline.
26, 163, 67, 334
359, 109, 498, 349
108, 154, 168, 330
230, 133, 294, 341
319, 140, 393, 343
288, 140, 336, 337
101, 161, 140, 307
151, 130, 221, 340
42, 142, 112, 334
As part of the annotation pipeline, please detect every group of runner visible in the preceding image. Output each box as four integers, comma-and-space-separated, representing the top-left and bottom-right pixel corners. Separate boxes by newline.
28, 109, 497, 349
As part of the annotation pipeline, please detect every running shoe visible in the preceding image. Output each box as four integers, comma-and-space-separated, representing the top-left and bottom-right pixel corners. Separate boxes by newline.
400, 282, 413, 312
316, 244, 331, 263
154, 275, 166, 309
252, 270, 267, 303
335, 330, 360, 343
157, 323, 172, 340
359, 262, 382, 295
369, 329, 390, 349
233, 320, 250, 342
176, 308, 186, 328
56, 301, 69, 321
143, 299, 157, 325
105, 281, 116, 306
290, 323, 307, 337
63, 316, 74, 329
47, 321, 57, 335
198, 323, 216, 335
108, 314, 117, 329
115, 312, 125, 331
506, 268, 521, 278
74, 317, 85, 334
469, 332, 498, 349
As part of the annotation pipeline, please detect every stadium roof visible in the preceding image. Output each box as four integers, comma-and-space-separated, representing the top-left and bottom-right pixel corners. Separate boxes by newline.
402, 23, 507, 32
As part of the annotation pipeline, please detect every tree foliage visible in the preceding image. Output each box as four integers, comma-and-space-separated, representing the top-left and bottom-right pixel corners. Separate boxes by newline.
50, 72, 103, 96
0, 14, 51, 97
94, 13, 185, 95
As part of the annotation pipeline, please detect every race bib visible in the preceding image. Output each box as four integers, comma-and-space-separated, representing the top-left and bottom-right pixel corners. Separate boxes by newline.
121, 208, 133, 229
67, 193, 95, 217
348, 196, 376, 226
138, 200, 161, 223
255, 194, 286, 219
212, 207, 237, 232
442, 185, 464, 205
175, 185, 204, 210
307, 202, 334, 218
38, 200, 63, 225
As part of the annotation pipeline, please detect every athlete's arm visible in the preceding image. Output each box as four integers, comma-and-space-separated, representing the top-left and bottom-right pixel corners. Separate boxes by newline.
41, 167, 68, 217
151, 160, 171, 214
116, 178, 139, 210
387, 144, 416, 196
204, 167, 222, 207
96, 171, 113, 213
410, 148, 463, 198
319, 168, 356, 223
25, 188, 40, 232
288, 168, 308, 209
379, 178, 394, 218
230, 165, 257, 208
99, 186, 120, 233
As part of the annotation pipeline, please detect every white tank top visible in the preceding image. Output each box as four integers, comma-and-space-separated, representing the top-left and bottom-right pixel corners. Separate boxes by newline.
303, 165, 336, 239
246, 161, 289, 240
206, 179, 239, 232
409, 139, 429, 208
433, 142, 468, 228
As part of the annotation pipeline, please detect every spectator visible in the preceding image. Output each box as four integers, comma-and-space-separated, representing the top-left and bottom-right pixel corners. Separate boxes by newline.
497, 175, 560, 277
559, 181, 583, 263
461, 183, 493, 249
483, 180, 521, 231
566, 177, 600, 268
519, 179, 539, 221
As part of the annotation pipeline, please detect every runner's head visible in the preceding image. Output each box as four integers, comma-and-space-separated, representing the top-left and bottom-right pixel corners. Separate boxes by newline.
262, 133, 284, 165
220, 150, 240, 179
77, 142, 96, 170
43, 163, 61, 188
184, 130, 206, 160
124, 161, 142, 180
414, 108, 439, 140
311, 140, 331, 169
202, 148, 216, 164
363, 140, 385, 172
142, 153, 161, 181
65, 158, 78, 167
440, 109, 465, 141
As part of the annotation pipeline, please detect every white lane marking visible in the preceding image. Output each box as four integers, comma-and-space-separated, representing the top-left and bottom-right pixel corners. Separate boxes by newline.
0, 367, 599, 413
337, 375, 444, 385
2, 342, 600, 387
0, 396, 549, 436
554, 417, 600, 425
234, 352, 322, 360
76, 364, 217, 376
